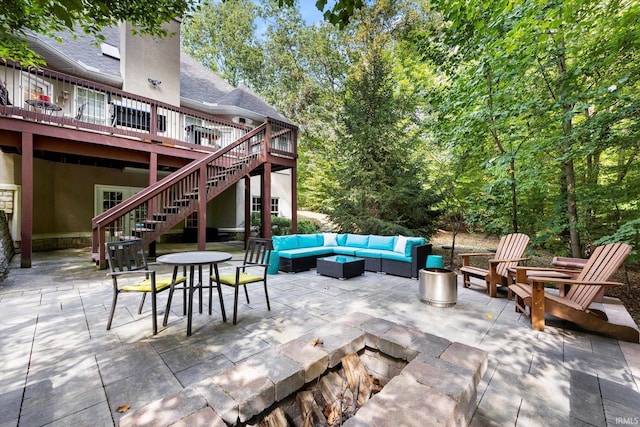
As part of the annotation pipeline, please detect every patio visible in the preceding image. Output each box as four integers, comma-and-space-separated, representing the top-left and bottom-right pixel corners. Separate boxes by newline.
1, 243, 639, 426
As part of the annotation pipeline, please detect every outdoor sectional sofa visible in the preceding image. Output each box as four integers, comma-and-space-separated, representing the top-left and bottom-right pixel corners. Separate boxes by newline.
272, 233, 432, 278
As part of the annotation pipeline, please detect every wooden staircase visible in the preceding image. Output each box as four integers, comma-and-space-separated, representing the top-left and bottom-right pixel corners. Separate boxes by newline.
92, 123, 271, 268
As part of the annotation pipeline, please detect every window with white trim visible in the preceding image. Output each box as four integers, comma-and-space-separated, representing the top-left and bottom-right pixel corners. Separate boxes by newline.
251, 197, 279, 216
20, 72, 52, 105
76, 87, 107, 124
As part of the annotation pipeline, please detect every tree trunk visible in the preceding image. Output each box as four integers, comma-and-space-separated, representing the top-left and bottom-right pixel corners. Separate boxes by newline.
509, 156, 518, 233
557, 38, 582, 257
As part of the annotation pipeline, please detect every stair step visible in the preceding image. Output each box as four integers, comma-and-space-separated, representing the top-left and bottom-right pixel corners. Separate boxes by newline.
173, 199, 191, 206
163, 206, 180, 213
153, 213, 168, 221
132, 227, 154, 233
142, 219, 163, 225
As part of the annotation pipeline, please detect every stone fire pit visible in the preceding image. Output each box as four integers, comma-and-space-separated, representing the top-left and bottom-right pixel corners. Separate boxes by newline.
120, 312, 488, 426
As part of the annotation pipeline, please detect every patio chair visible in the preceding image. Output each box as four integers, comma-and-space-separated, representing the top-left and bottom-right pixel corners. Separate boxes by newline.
211, 238, 272, 325
0, 80, 11, 105
460, 233, 530, 297
509, 243, 639, 343
105, 239, 185, 335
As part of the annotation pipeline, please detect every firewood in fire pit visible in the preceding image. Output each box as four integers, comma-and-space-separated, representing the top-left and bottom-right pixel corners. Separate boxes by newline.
297, 390, 328, 427
341, 353, 373, 406
319, 371, 345, 406
259, 407, 288, 427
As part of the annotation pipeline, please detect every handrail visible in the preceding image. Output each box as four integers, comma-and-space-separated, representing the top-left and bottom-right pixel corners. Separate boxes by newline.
92, 122, 268, 228
91, 121, 287, 267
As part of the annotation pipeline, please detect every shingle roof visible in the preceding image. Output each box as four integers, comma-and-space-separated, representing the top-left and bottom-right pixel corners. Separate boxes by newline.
179, 54, 236, 103
219, 86, 291, 124
26, 26, 292, 124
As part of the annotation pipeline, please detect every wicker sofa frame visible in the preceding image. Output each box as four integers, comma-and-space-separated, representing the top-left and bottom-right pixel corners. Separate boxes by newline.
275, 234, 432, 279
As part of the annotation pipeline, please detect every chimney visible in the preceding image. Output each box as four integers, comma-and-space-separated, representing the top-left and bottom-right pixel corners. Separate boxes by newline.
119, 19, 181, 106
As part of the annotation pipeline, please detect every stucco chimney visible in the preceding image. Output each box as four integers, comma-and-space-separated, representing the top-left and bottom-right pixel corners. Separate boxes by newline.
119, 19, 181, 106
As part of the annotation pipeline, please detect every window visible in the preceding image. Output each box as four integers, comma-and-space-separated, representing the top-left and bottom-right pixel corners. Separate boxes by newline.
20, 72, 52, 104
251, 197, 279, 216
252, 196, 261, 213
76, 87, 107, 124
274, 135, 291, 151
186, 212, 197, 228
110, 99, 166, 132
184, 117, 222, 147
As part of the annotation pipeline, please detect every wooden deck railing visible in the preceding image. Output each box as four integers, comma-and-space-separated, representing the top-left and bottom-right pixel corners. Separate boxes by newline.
0, 61, 251, 150
1, 62, 298, 266
91, 119, 296, 267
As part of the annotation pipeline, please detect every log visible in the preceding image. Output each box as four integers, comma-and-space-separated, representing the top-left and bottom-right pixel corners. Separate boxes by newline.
318, 371, 345, 406
341, 352, 372, 406
296, 390, 328, 427
259, 407, 288, 427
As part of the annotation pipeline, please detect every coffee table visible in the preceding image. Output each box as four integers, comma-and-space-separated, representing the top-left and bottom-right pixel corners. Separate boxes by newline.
316, 255, 365, 280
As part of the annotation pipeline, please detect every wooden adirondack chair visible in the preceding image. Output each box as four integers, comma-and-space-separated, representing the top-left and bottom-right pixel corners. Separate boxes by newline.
460, 233, 530, 298
509, 243, 639, 343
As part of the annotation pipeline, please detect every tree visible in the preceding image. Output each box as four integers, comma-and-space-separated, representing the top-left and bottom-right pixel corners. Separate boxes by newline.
274, 0, 365, 27
1, 0, 197, 66
328, 2, 440, 236
181, 0, 262, 87
414, 0, 640, 255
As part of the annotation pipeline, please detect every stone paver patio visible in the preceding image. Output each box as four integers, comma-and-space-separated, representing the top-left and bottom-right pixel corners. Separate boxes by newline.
1, 243, 639, 426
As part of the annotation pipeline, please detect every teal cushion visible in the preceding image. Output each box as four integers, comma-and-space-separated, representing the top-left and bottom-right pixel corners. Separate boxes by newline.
273, 235, 299, 251
381, 251, 411, 262
403, 237, 426, 257
354, 249, 384, 258
278, 247, 332, 259
367, 235, 395, 251
331, 246, 357, 256
345, 234, 369, 248
298, 233, 321, 248
336, 234, 348, 246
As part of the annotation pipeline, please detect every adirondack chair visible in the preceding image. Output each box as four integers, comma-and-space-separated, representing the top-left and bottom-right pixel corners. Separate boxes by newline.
460, 233, 530, 298
509, 243, 639, 343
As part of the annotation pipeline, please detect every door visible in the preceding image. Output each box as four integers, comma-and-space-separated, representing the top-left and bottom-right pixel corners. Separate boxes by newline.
95, 185, 144, 238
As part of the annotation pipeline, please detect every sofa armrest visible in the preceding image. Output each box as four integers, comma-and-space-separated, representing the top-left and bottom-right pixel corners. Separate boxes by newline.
412, 243, 433, 278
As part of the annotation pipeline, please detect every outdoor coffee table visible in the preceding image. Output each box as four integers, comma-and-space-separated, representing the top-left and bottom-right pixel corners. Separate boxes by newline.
316, 255, 365, 279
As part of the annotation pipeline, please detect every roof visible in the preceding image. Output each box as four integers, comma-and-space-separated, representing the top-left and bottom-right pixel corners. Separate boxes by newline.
25, 26, 292, 124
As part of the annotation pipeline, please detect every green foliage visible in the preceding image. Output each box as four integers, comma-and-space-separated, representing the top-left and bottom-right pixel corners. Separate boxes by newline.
594, 219, 640, 262
272, 0, 364, 28
413, 0, 640, 255
297, 220, 320, 234
271, 216, 292, 235
1, 0, 197, 66
181, 0, 262, 87
251, 213, 319, 235
327, 6, 441, 239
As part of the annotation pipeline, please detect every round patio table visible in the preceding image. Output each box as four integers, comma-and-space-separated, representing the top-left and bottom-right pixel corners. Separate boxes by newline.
158, 251, 232, 336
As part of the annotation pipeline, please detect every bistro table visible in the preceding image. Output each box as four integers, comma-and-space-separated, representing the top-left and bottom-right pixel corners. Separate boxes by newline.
25, 99, 62, 115
158, 251, 232, 336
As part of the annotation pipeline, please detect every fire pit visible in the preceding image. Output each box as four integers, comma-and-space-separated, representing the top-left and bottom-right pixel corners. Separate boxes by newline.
120, 313, 488, 427
419, 268, 458, 307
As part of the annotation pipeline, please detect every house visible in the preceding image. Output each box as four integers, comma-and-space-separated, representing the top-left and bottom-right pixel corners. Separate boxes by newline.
0, 19, 299, 268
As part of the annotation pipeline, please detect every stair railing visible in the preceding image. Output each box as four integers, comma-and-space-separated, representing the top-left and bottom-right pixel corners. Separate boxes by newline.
92, 122, 269, 267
